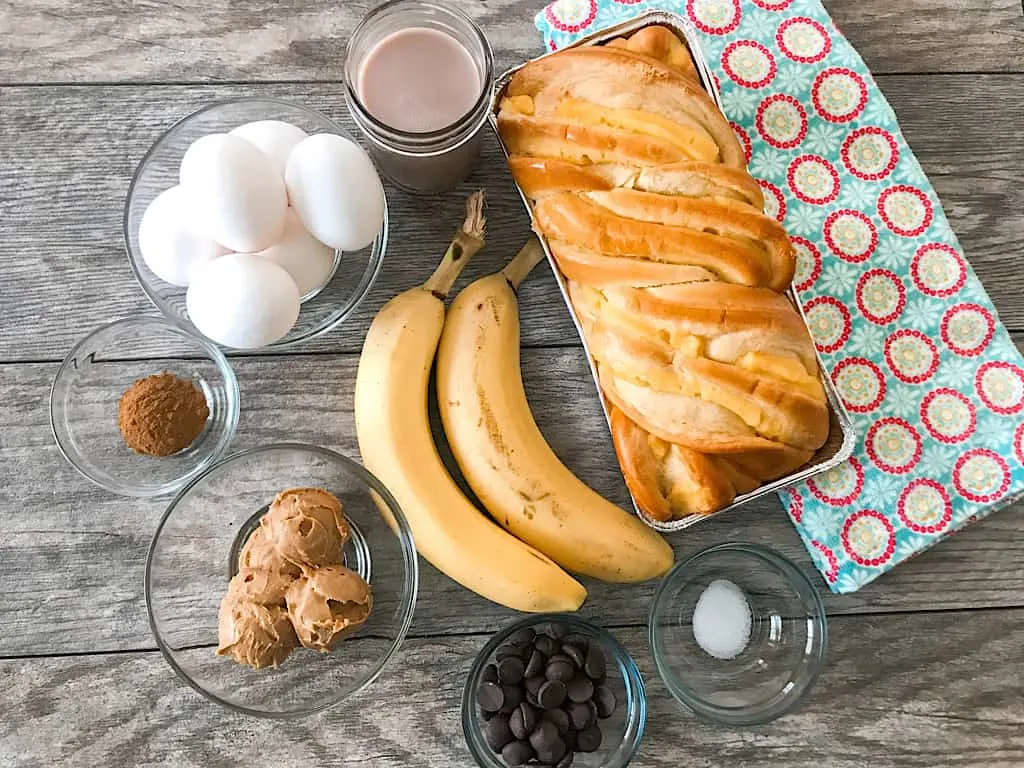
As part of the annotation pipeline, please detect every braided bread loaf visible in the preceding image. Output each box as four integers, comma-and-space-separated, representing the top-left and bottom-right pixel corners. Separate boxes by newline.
497, 25, 830, 521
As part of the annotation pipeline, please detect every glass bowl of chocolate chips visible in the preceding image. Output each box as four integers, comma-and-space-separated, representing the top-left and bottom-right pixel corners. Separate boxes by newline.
462, 615, 646, 768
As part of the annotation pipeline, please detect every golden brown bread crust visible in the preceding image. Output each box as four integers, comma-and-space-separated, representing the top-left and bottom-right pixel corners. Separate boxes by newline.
508, 158, 764, 208
611, 406, 736, 520
611, 406, 774, 521
498, 26, 829, 520
552, 241, 719, 287
606, 27, 700, 82
534, 192, 776, 288
504, 46, 745, 168
592, 282, 820, 371
497, 111, 702, 168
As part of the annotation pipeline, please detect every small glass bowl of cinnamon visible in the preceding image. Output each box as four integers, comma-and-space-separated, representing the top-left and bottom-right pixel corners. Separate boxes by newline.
50, 315, 239, 497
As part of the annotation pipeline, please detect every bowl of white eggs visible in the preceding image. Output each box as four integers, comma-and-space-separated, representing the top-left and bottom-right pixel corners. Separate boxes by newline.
124, 97, 388, 350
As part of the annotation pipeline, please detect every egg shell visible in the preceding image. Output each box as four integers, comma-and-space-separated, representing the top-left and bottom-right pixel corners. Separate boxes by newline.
179, 133, 288, 252
229, 120, 308, 179
138, 185, 229, 286
285, 133, 385, 252
257, 208, 336, 297
186, 253, 300, 349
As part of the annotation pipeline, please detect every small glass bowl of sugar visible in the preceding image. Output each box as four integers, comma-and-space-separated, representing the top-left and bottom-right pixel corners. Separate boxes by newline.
648, 543, 827, 726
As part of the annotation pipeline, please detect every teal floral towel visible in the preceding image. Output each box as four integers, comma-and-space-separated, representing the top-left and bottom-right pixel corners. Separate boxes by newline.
535, 0, 1024, 592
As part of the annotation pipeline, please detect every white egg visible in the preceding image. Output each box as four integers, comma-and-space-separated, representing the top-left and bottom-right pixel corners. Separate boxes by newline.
285, 133, 385, 252
186, 253, 300, 348
179, 133, 288, 252
229, 120, 308, 179
137, 185, 229, 286
257, 208, 336, 297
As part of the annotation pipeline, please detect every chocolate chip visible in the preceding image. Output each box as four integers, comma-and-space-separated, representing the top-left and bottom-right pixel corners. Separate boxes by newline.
576, 723, 602, 753
584, 645, 606, 681
537, 679, 567, 710
563, 728, 577, 753
498, 655, 525, 685
524, 649, 545, 679
496, 643, 525, 662
555, 749, 574, 768
508, 627, 536, 647
534, 634, 557, 657
536, 736, 567, 766
543, 622, 568, 640
524, 675, 544, 707
477, 681, 504, 712
542, 706, 570, 735
485, 713, 514, 751
564, 633, 590, 653
509, 702, 538, 741
482, 663, 499, 685
561, 643, 585, 669
567, 700, 594, 730
501, 739, 534, 766
594, 685, 617, 718
529, 720, 559, 754
546, 656, 575, 683
567, 675, 594, 703
499, 684, 523, 713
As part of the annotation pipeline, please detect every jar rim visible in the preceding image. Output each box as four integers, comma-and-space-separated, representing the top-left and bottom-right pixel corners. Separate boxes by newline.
343, 0, 495, 144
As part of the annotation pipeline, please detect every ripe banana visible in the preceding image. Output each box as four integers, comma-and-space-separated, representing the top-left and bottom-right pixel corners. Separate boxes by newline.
436, 239, 675, 582
354, 193, 587, 613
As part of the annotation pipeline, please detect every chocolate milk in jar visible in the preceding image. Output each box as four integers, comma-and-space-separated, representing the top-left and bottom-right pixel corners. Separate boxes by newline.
345, 0, 493, 193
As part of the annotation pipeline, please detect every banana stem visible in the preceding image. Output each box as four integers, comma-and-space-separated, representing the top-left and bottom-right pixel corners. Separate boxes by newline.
422, 190, 486, 299
500, 237, 546, 291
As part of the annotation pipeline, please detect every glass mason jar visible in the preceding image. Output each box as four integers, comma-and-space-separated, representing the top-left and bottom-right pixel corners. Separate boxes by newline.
344, 0, 494, 194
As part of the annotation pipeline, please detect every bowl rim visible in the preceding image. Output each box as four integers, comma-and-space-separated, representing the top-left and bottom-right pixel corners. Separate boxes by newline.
144, 441, 419, 718
122, 95, 389, 351
648, 542, 828, 726
48, 314, 240, 498
461, 613, 647, 768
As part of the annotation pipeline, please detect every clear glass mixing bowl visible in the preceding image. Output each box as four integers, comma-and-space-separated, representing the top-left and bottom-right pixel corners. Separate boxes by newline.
50, 315, 239, 497
146, 443, 418, 717
463, 614, 647, 767
649, 543, 828, 726
124, 97, 388, 350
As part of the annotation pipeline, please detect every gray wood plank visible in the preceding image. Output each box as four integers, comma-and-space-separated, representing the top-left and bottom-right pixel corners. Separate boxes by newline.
2, 75, 1024, 362
825, 0, 1024, 74
1, 609, 1022, 767
4, 348, 1023, 657
1, 0, 1021, 85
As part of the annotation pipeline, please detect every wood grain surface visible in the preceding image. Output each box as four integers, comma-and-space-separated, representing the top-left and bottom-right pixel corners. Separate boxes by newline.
3, 0, 1024, 765
1, 610, 1022, 768
2, 75, 1024, 361
1, 0, 1022, 84
4, 349, 1023, 657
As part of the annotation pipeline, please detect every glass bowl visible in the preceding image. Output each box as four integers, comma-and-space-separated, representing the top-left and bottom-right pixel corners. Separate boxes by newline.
145, 443, 418, 718
124, 97, 388, 350
463, 614, 646, 768
50, 315, 239, 498
649, 543, 828, 726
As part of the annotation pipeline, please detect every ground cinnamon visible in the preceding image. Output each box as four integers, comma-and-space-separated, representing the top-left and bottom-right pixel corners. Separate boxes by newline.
118, 372, 210, 457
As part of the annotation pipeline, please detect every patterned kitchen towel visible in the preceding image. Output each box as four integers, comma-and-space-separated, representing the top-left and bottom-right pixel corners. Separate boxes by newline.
535, 0, 1024, 592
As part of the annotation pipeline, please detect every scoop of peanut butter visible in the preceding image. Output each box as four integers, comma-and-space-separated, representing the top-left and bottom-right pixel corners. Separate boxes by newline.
286, 565, 373, 652
216, 592, 298, 669
237, 527, 301, 604
261, 487, 349, 570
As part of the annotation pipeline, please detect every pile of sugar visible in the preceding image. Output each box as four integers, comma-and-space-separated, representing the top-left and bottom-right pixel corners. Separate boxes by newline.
692, 579, 752, 660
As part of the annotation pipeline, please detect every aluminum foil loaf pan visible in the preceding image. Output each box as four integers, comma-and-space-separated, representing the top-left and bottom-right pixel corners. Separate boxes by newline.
487, 10, 856, 532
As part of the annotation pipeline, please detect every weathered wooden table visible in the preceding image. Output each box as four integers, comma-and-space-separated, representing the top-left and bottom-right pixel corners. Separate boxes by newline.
2, 1, 1023, 765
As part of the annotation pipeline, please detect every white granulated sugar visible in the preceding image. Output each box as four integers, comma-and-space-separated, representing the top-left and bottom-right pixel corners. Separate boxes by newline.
692, 579, 752, 660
